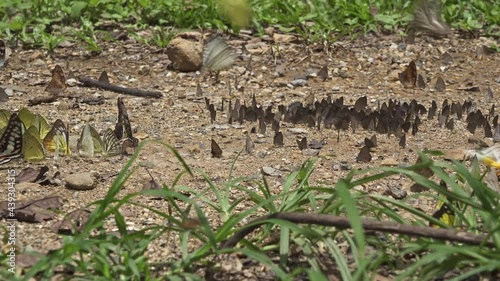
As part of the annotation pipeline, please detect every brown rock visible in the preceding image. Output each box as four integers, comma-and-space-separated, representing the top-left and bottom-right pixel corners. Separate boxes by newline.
166, 38, 203, 72
273, 33, 297, 43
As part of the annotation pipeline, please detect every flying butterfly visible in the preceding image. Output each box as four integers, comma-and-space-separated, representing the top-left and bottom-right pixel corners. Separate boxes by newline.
399, 61, 417, 88
22, 126, 45, 162
77, 123, 103, 158
43, 119, 71, 156
102, 129, 122, 157
203, 37, 236, 72
0, 113, 23, 165
114, 97, 138, 147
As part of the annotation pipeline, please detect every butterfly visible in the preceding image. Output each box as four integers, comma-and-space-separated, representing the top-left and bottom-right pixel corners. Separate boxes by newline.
22, 126, 45, 162
211, 139, 223, 158
429, 181, 458, 228
273, 132, 284, 146
43, 119, 71, 156
102, 129, 122, 157
32, 114, 51, 140
0, 113, 24, 165
46, 65, 66, 95
114, 97, 138, 147
356, 145, 372, 163
18, 107, 35, 129
77, 123, 103, 158
296, 137, 307, 150
99, 71, 109, 83
203, 37, 236, 72
0, 40, 11, 68
399, 61, 417, 88
245, 133, 254, 154
0, 109, 12, 129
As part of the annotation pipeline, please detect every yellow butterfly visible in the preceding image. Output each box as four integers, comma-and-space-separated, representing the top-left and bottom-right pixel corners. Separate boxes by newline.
43, 119, 71, 155
77, 123, 103, 158
18, 107, 35, 129
0, 109, 11, 129
32, 114, 51, 140
102, 129, 121, 157
429, 181, 458, 228
22, 126, 45, 162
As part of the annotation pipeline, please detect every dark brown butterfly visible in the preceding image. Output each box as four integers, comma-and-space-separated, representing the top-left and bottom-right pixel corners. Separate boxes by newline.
196, 82, 202, 97
399, 61, 417, 88
115, 97, 138, 147
211, 139, 222, 158
446, 118, 454, 130
356, 145, 371, 163
0, 87, 8, 102
484, 122, 493, 138
209, 104, 216, 123
493, 125, 500, 143
354, 96, 367, 112
317, 65, 328, 82
296, 137, 307, 150
46, 65, 66, 95
273, 132, 284, 146
99, 71, 109, 83
399, 134, 406, 147
417, 74, 426, 89
0, 40, 6, 67
435, 76, 446, 92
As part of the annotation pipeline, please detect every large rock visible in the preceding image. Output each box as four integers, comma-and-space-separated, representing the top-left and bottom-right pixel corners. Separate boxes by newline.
166, 38, 203, 72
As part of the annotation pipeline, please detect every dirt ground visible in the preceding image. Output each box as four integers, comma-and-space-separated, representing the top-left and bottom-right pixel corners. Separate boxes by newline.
0, 30, 499, 278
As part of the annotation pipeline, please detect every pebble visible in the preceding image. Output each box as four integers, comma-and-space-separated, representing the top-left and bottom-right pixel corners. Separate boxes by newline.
65, 172, 96, 190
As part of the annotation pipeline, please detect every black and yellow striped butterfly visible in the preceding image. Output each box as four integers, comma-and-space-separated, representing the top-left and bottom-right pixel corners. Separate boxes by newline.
0, 113, 23, 165
102, 129, 121, 157
429, 181, 458, 228
43, 119, 71, 156
114, 97, 138, 147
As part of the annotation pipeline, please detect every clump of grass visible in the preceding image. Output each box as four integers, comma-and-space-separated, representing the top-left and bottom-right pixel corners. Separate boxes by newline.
5, 142, 498, 280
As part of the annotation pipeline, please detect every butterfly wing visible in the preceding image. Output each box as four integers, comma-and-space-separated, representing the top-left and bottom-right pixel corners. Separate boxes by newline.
0, 113, 23, 164
78, 123, 103, 158
115, 97, 138, 146
399, 61, 417, 88
32, 114, 51, 140
43, 119, 71, 155
203, 38, 236, 71
18, 107, 35, 129
0, 109, 11, 129
22, 126, 44, 162
102, 129, 121, 157
430, 199, 456, 228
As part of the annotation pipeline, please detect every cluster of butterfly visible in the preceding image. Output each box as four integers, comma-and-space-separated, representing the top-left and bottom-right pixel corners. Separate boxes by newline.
0, 98, 138, 164
206, 93, 500, 162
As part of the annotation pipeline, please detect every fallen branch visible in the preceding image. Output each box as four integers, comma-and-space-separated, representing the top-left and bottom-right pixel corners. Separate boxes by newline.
28, 95, 57, 106
219, 212, 494, 249
77, 75, 163, 98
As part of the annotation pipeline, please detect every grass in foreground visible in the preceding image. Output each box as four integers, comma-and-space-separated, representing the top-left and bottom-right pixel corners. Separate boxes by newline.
2, 141, 499, 280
